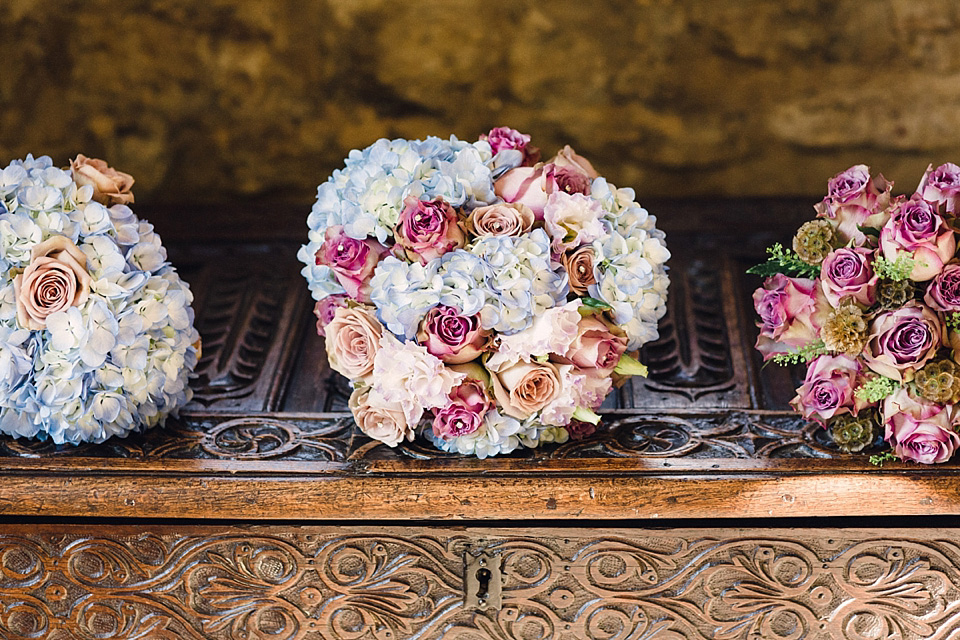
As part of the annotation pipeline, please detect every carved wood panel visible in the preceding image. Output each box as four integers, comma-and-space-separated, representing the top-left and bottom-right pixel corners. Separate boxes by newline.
1, 525, 959, 640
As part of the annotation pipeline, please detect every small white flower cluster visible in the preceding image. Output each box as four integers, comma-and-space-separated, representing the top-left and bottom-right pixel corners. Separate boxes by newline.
0, 155, 199, 444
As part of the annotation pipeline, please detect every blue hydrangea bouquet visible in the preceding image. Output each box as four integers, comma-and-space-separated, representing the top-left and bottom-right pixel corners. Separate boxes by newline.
0, 154, 199, 444
300, 128, 670, 457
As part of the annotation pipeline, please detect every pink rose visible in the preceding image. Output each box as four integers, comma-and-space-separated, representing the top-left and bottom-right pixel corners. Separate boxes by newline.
488, 359, 563, 420
883, 388, 960, 464
416, 305, 490, 364
315, 225, 389, 303
880, 197, 956, 281
70, 155, 135, 206
494, 161, 593, 219
561, 245, 597, 296
566, 419, 598, 440
557, 315, 627, 373
324, 305, 383, 382
863, 302, 942, 381
431, 367, 494, 440
465, 202, 535, 237
349, 386, 413, 447
549, 145, 599, 180
480, 127, 540, 165
543, 192, 606, 252
814, 165, 892, 245
820, 247, 878, 308
14, 236, 92, 330
753, 274, 827, 360
394, 196, 466, 264
917, 162, 960, 214
432, 403, 484, 440
790, 354, 866, 425
313, 294, 349, 337
925, 263, 960, 312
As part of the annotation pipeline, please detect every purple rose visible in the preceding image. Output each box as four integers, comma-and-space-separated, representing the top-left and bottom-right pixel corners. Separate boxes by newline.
879, 197, 956, 281
820, 247, 878, 307
417, 305, 490, 364
918, 162, 960, 214
925, 264, 960, 312
313, 294, 349, 337
883, 388, 960, 464
753, 274, 826, 360
566, 419, 598, 440
481, 127, 540, 165
864, 302, 942, 381
394, 197, 466, 264
790, 354, 866, 425
315, 225, 389, 303
814, 165, 892, 245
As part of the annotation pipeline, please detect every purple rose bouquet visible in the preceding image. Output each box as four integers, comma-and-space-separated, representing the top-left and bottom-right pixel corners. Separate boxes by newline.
300, 128, 670, 457
751, 162, 960, 464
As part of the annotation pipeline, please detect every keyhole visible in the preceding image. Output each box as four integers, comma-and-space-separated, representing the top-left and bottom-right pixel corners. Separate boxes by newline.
475, 567, 492, 599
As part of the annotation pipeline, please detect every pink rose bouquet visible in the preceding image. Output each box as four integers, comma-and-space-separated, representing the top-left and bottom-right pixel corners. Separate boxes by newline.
301, 128, 670, 457
752, 163, 960, 464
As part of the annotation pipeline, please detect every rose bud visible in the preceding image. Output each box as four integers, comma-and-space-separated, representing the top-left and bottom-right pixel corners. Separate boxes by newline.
481, 126, 540, 165
879, 197, 956, 281
315, 225, 389, 303
917, 162, 960, 214
394, 196, 466, 264
417, 305, 490, 364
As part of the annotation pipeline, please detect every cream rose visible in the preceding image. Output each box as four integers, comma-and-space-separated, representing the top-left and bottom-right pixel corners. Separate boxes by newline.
489, 359, 563, 420
348, 386, 413, 447
466, 202, 535, 237
324, 305, 383, 382
14, 236, 92, 330
70, 155, 135, 206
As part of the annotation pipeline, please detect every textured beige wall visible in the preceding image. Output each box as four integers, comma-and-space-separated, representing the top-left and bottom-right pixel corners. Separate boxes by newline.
2, 0, 959, 202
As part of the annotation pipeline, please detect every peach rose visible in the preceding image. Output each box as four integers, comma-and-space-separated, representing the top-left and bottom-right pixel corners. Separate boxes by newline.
70, 155, 135, 206
349, 386, 413, 447
489, 359, 563, 420
14, 236, 92, 330
562, 246, 597, 296
324, 305, 383, 382
465, 202, 535, 237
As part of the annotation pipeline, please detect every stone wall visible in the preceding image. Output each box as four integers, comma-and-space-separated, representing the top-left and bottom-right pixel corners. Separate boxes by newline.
1, 0, 959, 202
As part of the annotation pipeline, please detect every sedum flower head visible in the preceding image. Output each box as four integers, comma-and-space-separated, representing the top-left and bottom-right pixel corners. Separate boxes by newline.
876, 278, 916, 310
913, 359, 960, 404
828, 412, 877, 453
792, 219, 835, 265
820, 303, 868, 355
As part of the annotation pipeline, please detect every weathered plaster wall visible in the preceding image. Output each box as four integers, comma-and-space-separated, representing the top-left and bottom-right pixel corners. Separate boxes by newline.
2, 0, 959, 202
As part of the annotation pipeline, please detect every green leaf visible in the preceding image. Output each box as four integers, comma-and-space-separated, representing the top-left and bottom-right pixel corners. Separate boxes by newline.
581, 297, 612, 311
770, 340, 828, 366
873, 253, 916, 281
869, 451, 899, 467
857, 225, 881, 238
614, 353, 648, 378
572, 406, 602, 425
747, 243, 820, 279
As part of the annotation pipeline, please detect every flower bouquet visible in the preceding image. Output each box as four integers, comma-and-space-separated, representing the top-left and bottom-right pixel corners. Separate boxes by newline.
300, 128, 670, 457
751, 163, 960, 464
0, 154, 199, 444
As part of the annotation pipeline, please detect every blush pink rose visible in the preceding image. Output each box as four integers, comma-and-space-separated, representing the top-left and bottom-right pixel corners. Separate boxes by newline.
481, 127, 540, 165
349, 386, 413, 447
324, 305, 383, 382
394, 196, 466, 264
431, 367, 494, 440
416, 305, 490, 364
917, 162, 960, 214
494, 158, 594, 219
70, 155, 135, 206
14, 235, 92, 330
814, 164, 892, 245
557, 315, 627, 373
561, 246, 597, 296
489, 359, 563, 420
883, 388, 960, 464
315, 225, 389, 303
790, 354, 866, 425
925, 263, 960, 312
313, 294, 349, 337
880, 197, 956, 281
432, 403, 484, 440
549, 145, 600, 180
820, 247, 878, 308
863, 302, 942, 381
753, 274, 827, 361
466, 202, 535, 237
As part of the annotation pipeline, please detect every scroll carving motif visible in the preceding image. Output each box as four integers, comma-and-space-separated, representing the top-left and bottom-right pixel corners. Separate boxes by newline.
1, 528, 959, 639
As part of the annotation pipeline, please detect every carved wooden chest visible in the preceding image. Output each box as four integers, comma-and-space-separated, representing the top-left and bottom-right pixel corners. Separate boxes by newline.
2, 201, 958, 639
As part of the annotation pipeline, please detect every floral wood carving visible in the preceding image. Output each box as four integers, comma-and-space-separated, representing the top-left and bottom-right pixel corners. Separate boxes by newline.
2, 527, 960, 640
